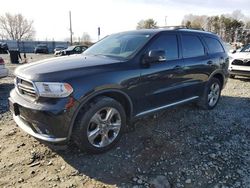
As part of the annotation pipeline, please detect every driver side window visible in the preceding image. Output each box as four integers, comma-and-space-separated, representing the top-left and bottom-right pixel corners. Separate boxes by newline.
75, 47, 81, 52
148, 34, 179, 60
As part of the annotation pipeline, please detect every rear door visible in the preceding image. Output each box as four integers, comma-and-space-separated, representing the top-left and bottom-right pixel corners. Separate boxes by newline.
180, 33, 211, 99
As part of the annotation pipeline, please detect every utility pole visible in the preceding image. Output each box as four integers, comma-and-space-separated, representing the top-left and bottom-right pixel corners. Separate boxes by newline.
69, 11, 73, 45
98, 27, 100, 41
165, 16, 168, 26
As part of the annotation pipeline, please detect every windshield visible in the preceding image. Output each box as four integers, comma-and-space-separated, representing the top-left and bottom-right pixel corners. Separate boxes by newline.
83, 33, 151, 59
240, 44, 250, 52
66, 46, 76, 50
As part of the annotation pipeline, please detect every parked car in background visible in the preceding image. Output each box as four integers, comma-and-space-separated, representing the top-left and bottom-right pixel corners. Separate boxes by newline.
0, 42, 9, 54
9, 28, 228, 153
228, 43, 250, 78
0, 57, 9, 78
54, 46, 67, 56
34, 44, 49, 54
60, 45, 88, 56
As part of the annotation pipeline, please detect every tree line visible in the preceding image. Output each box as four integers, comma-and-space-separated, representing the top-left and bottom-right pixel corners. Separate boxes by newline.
182, 10, 250, 44
1, 10, 250, 44
137, 10, 250, 44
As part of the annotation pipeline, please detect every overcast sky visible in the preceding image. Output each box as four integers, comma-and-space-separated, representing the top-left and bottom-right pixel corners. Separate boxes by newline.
1, 0, 250, 41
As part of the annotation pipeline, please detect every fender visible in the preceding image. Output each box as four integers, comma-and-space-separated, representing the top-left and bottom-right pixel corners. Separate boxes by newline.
67, 88, 134, 140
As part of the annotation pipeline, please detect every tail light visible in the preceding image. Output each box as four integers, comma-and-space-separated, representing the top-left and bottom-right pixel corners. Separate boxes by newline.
0, 58, 5, 65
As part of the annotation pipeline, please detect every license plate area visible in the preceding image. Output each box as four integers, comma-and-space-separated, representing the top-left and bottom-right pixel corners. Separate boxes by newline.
9, 98, 20, 116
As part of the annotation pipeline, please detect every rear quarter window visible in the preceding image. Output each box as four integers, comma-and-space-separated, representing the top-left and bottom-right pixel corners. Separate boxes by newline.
182, 35, 205, 58
204, 37, 224, 54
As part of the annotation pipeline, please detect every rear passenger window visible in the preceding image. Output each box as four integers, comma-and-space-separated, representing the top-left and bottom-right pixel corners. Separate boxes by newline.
204, 37, 224, 54
182, 35, 205, 58
148, 34, 178, 60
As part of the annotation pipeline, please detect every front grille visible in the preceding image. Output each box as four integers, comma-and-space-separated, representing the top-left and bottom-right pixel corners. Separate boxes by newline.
232, 59, 250, 66
16, 77, 37, 98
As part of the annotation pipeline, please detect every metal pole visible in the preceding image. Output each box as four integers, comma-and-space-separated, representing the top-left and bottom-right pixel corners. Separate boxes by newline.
98, 27, 100, 41
69, 11, 73, 45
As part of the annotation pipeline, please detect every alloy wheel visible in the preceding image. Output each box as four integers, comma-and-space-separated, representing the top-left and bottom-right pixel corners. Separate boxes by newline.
208, 83, 220, 107
87, 107, 121, 148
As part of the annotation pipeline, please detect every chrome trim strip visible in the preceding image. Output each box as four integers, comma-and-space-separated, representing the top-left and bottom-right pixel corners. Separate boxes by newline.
18, 83, 36, 94
13, 115, 67, 143
135, 96, 199, 117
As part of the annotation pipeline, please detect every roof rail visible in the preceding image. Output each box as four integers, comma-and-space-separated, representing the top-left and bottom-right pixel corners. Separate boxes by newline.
157, 25, 188, 29
157, 25, 206, 31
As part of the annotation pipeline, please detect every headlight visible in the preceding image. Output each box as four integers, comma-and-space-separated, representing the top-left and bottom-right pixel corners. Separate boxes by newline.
34, 82, 73, 98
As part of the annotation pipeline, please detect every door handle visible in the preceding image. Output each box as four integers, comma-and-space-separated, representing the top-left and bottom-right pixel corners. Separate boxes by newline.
207, 61, 213, 65
173, 65, 182, 69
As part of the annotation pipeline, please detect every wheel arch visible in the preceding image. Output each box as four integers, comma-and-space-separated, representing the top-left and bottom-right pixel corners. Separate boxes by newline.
67, 89, 133, 139
209, 71, 225, 88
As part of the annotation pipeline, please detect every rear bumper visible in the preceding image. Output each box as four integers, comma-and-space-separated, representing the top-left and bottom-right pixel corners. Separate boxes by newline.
0, 68, 8, 78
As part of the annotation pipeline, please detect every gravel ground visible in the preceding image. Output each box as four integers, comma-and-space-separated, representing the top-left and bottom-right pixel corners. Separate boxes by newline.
0, 54, 249, 188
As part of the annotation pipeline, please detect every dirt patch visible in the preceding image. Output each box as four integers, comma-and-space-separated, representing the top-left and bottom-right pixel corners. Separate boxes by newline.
0, 54, 249, 188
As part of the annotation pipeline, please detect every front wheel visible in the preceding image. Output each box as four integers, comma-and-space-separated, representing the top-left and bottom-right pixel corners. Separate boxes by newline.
72, 97, 126, 153
198, 78, 222, 110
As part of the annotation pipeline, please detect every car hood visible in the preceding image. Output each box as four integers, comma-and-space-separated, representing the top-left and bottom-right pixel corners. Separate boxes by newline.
229, 52, 250, 60
15, 54, 122, 81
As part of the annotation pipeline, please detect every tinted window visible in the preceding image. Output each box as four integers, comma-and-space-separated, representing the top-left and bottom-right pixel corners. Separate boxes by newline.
182, 35, 205, 58
204, 37, 224, 53
148, 34, 178, 60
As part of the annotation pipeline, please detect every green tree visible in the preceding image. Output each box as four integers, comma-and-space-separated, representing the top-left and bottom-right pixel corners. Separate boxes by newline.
136, 19, 157, 29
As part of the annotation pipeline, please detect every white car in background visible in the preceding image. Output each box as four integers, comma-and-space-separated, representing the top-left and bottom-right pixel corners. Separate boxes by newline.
228, 44, 250, 78
0, 57, 9, 78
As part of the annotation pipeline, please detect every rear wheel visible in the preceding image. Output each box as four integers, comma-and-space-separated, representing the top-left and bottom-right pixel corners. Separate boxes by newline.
198, 77, 222, 110
72, 97, 126, 153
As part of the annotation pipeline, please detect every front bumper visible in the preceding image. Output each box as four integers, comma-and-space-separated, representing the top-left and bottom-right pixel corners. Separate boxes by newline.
12, 115, 67, 142
228, 65, 250, 77
9, 89, 79, 143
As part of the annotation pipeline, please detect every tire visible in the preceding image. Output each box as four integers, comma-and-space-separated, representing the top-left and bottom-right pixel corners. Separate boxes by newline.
72, 97, 126, 154
198, 77, 222, 110
229, 74, 235, 79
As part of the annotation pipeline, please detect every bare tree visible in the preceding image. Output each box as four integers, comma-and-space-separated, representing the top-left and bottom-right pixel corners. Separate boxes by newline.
182, 14, 208, 29
81, 32, 91, 43
136, 19, 157, 29
0, 13, 35, 40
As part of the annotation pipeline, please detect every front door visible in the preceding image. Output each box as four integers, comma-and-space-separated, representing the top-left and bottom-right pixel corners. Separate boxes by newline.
137, 33, 185, 115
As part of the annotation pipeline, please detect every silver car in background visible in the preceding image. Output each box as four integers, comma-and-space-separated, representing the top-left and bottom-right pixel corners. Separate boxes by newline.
0, 57, 9, 78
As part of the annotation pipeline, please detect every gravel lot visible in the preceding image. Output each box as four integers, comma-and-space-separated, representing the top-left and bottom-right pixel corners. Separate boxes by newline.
0, 54, 249, 188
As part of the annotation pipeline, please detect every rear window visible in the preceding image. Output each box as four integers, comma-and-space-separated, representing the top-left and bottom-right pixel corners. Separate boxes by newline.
204, 37, 224, 54
182, 35, 205, 58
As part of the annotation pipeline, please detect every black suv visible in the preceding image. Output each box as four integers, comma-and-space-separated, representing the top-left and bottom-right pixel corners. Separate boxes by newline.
60, 45, 88, 56
0, 42, 9, 54
34, 44, 49, 54
9, 29, 229, 153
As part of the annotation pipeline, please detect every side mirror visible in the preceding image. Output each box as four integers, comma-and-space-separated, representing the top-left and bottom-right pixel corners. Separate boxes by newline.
142, 50, 166, 65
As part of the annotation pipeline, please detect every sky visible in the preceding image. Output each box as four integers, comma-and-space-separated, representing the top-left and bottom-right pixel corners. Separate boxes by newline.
1, 0, 250, 42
